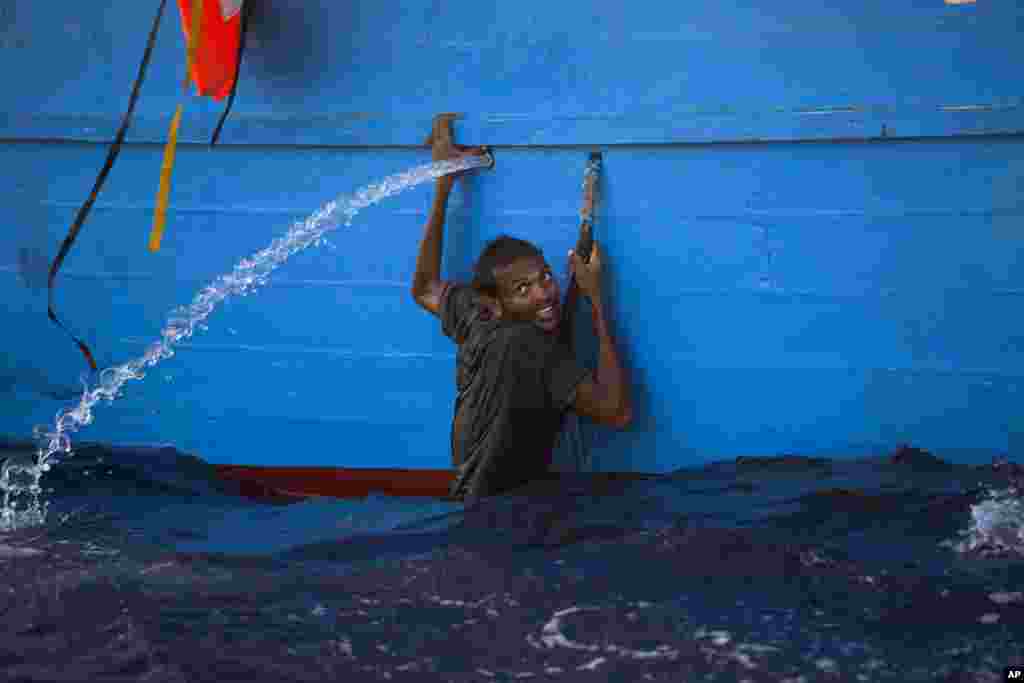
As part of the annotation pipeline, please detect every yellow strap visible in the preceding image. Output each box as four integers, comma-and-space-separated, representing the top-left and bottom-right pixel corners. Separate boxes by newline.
150, 104, 183, 252
150, 0, 203, 253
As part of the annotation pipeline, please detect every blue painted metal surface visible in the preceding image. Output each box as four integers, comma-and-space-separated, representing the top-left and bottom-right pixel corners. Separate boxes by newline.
2, 1, 1023, 471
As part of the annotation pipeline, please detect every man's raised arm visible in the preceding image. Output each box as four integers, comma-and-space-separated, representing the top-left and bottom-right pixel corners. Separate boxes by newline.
569, 242, 633, 429
410, 175, 453, 316
411, 114, 488, 317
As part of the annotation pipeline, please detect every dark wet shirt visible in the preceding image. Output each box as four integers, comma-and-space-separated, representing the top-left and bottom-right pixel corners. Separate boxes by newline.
440, 283, 591, 503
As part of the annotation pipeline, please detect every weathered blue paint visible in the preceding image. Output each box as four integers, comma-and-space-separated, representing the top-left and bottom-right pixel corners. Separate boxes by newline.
1, 1, 1023, 471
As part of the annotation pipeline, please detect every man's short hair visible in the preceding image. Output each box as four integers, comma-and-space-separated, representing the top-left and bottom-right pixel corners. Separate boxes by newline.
471, 234, 544, 297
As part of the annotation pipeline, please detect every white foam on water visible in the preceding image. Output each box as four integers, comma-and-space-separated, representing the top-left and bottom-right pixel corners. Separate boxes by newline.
1, 155, 491, 531
942, 484, 1024, 557
0, 542, 43, 559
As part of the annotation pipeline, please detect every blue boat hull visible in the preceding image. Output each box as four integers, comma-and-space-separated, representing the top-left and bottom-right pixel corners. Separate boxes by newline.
2, 1, 1023, 474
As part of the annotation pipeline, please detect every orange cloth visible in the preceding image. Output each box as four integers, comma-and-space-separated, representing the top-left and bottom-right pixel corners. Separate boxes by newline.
175, 0, 242, 101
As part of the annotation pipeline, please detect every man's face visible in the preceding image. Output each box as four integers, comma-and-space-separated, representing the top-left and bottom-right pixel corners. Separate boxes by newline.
492, 255, 561, 333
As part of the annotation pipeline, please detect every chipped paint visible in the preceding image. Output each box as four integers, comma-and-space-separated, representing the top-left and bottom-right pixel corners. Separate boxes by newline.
794, 105, 861, 116
5, 101, 1022, 146
939, 103, 996, 112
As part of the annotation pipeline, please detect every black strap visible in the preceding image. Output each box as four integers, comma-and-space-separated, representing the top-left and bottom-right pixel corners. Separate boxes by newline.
48, 0, 169, 374
210, 0, 251, 146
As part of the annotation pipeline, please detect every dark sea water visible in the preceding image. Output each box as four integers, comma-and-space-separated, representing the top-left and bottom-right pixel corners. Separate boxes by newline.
1, 441, 1022, 683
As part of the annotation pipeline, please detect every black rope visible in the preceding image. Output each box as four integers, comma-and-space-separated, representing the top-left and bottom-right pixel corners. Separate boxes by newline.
210, 0, 251, 146
48, 0, 169, 374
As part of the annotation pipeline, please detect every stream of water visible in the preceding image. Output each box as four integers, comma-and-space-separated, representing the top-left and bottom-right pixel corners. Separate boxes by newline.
1, 154, 492, 532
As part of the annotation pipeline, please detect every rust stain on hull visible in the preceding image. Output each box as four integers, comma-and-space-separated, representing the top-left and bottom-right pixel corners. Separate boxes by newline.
214, 465, 657, 503
215, 465, 458, 501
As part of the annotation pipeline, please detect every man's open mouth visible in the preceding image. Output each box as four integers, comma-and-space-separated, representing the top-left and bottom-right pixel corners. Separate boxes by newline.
537, 304, 558, 322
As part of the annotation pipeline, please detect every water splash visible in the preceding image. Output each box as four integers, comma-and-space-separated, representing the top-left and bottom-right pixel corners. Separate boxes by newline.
1, 154, 492, 531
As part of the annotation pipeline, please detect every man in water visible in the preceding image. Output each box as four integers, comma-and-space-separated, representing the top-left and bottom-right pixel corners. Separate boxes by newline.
411, 121, 633, 503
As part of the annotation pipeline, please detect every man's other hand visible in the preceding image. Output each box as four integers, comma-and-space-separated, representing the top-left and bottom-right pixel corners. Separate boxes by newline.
569, 240, 603, 301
